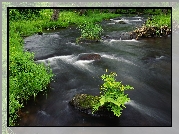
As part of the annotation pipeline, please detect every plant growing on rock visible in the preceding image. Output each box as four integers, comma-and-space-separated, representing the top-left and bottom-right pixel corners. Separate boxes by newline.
133, 14, 171, 39
76, 22, 104, 43
92, 70, 134, 117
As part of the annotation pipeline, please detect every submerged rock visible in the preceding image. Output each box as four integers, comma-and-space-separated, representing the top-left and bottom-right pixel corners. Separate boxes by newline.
69, 94, 115, 118
77, 53, 101, 61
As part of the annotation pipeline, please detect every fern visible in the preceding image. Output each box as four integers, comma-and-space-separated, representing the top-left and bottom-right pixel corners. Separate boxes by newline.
92, 71, 134, 117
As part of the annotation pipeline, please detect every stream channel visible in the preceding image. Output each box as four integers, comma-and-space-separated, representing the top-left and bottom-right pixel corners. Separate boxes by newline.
19, 16, 171, 126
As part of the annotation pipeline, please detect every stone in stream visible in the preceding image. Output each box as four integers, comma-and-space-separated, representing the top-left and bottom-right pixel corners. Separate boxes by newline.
101, 32, 138, 40
77, 38, 100, 44
37, 31, 43, 35
117, 20, 128, 24
110, 18, 128, 24
69, 94, 115, 118
77, 53, 101, 61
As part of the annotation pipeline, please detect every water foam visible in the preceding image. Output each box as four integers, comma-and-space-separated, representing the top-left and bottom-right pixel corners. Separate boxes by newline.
73, 60, 94, 73
130, 19, 142, 22
106, 39, 139, 43
66, 41, 80, 46
101, 54, 138, 67
36, 55, 76, 65
37, 54, 96, 73
107, 23, 116, 25
110, 18, 130, 24
156, 56, 165, 60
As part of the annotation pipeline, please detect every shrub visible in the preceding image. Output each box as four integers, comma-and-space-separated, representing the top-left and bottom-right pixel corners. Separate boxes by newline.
9, 30, 54, 125
9, 9, 42, 21
92, 71, 134, 117
76, 22, 104, 43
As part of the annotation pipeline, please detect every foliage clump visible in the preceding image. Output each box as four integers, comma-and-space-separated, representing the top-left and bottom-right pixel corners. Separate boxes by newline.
92, 71, 134, 117
133, 14, 171, 39
9, 33, 54, 125
76, 22, 104, 43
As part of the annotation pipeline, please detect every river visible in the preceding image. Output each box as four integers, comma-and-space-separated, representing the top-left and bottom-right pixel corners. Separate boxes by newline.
19, 16, 171, 126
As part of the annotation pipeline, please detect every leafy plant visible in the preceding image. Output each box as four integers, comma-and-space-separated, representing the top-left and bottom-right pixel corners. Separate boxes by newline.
92, 71, 134, 117
76, 22, 104, 43
9, 26, 54, 126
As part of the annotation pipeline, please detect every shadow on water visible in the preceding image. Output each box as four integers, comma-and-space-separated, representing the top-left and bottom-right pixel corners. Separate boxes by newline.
19, 16, 171, 126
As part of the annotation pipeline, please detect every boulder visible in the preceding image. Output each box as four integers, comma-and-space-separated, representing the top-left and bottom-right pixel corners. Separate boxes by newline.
69, 94, 115, 118
77, 53, 101, 61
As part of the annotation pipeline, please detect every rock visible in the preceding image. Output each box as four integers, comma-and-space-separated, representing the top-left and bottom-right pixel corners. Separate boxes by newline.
77, 53, 101, 61
102, 32, 138, 40
77, 38, 100, 44
117, 20, 127, 24
37, 32, 43, 35
69, 94, 115, 118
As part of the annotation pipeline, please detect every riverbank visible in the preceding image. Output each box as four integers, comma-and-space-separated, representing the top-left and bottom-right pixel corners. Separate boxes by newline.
132, 14, 171, 40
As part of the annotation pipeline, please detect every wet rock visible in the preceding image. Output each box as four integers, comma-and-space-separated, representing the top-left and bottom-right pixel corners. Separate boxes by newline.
69, 94, 115, 118
102, 32, 138, 40
37, 32, 43, 35
77, 38, 100, 44
117, 20, 127, 24
77, 53, 101, 61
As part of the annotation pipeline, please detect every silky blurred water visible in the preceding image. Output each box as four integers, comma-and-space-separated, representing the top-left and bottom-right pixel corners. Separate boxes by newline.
19, 16, 171, 126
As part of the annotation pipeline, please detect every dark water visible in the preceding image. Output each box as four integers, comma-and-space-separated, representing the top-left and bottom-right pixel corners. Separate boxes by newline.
20, 16, 171, 126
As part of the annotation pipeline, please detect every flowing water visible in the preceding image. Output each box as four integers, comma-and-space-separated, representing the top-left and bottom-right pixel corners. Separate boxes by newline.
19, 16, 171, 126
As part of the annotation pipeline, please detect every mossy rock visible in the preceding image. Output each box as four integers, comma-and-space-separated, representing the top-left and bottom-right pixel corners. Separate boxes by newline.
69, 94, 115, 118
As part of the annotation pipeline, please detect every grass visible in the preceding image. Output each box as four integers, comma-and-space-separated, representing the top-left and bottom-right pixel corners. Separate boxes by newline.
145, 14, 171, 28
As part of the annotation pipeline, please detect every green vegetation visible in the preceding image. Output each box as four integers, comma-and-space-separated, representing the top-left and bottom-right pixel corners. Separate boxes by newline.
8, 9, 120, 126
9, 13, 54, 126
133, 13, 171, 39
76, 22, 104, 43
9, 8, 172, 126
112, 9, 171, 15
92, 71, 134, 117
145, 14, 171, 28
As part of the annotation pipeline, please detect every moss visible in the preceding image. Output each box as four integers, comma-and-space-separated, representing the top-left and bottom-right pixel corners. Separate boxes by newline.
69, 93, 116, 118
70, 94, 99, 110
